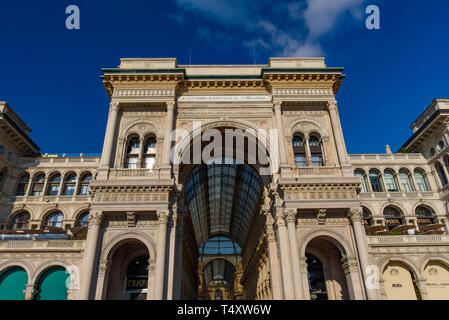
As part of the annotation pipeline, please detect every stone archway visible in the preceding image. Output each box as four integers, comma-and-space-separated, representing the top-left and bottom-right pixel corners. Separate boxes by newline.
304, 237, 351, 300
103, 238, 152, 300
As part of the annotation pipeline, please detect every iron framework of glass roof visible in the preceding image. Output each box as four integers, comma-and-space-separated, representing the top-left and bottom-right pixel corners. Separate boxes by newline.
185, 162, 263, 248
203, 258, 236, 287
199, 236, 242, 256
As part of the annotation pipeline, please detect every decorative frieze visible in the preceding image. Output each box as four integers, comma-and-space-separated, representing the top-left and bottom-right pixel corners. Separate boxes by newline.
113, 88, 175, 98
272, 87, 333, 97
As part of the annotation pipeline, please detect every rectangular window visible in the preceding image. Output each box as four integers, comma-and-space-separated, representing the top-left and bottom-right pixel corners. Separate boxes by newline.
370, 177, 382, 192
80, 185, 89, 195
144, 155, 156, 169
64, 185, 75, 196
311, 155, 323, 167
49, 185, 59, 196
295, 155, 307, 167
126, 157, 138, 169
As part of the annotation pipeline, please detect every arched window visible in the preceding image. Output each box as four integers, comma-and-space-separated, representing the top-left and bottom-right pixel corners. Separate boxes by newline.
399, 169, 414, 192
31, 173, 45, 196
76, 211, 89, 227
383, 206, 404, 230
369, 170, 383, 192
354, 170, 368, 193
16, 173, 30, 196
43, 212, 64, 228
46, 173, 61, 196
309, 135, 324, 167
415, 206, 437, 231
362, 207, 374, 227
0, 168, 7, 193
78, 173, 92, 195
439, 141, 445, 150
430, 148, 436, 157
10, 211, 30, 230
384, 169, 399, 192
125, 137, 140, 169
143, 136, 157, 169
292, 134, 307, 166
215, 289, 223, 300
414, 169, 429, 192
436, 162, 448, 187
63, 173, 77, 196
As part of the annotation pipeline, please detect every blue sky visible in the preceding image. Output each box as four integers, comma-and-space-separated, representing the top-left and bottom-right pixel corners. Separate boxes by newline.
0, 0, 448, 155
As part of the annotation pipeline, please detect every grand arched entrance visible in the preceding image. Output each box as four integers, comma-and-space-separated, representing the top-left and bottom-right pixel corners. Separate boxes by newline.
105, 239, 150, 300
0, 267, 28, 300
305, 237, 351, 300
176, 125, 273, 300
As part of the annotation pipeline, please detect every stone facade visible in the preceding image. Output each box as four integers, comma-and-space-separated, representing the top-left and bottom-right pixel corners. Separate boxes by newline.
0, 59, 449, 300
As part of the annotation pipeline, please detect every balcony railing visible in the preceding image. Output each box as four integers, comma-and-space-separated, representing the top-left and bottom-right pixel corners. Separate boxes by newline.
291, 166, 343, 177
0, 240, 85, 250
367, 235, 449, 245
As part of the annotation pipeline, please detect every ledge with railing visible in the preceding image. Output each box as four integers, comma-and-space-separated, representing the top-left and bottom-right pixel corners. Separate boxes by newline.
0, 239, 85, 250
291, 166, 343, 177
367, 234, 449, 246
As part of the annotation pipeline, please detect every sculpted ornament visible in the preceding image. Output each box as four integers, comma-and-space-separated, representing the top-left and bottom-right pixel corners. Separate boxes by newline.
157, 210, 170, 224
347, 208, 363, 222
88, 211, 104, 226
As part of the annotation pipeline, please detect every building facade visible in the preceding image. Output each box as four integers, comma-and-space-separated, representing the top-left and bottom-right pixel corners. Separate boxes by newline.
0, 58, 449, 300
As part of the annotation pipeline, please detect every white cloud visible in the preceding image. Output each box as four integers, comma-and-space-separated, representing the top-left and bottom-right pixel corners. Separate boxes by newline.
173, 0, 366, 58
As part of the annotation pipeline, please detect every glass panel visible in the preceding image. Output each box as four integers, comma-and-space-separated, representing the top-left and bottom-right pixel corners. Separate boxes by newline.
45, 212, 64, 228
64, 185, 75, 196
126, 156, 138, 169
49, 185, 59, 196
399, 170, 413, 192
311, 155, 323, 167
292, 136, 303, 147
384, 171, 398, 192
77, 213, 89, 227
295, 155, 307, 166
80, 185, 89, 195
10, 212, 30, 230
144, 156, 156, 169
369, 171, 383, 192
355, 171, 368, 193
414, 170, 428, 192
127, 138, 140, 155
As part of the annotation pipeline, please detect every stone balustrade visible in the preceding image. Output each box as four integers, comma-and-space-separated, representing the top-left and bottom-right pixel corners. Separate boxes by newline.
0, 240, 85, 250
367, 235, 449, 246
292, 166, 343, 177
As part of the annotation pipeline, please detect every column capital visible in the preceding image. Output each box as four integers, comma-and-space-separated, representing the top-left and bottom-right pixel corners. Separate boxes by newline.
88, 211, 104, 226
110, 101, 120, 112
327, 99, 337, 111
347, 207, 363, 222
273, 101, 282, 112
24, 284, 36, 300
157, 210, 170, 224
98, 260, 112, 276
166, 101, 176, 111
275, 208, 286, 226
286, 209, 297, 224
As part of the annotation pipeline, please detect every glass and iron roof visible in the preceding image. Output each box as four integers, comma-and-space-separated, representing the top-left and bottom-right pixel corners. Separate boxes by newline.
185, 161, 263, 248
203, 258, 236, 287
199, 236, 241, 256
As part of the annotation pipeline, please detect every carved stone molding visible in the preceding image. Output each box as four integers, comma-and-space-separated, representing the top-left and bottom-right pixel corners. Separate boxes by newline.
317, 209, 327, 225
347, 207, 363, 223
157, 210, 170, 225
88, 211, 104, 226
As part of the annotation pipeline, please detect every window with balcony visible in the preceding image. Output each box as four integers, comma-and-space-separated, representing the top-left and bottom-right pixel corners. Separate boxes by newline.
79, 172, 92, 195
399, 169, 414, 192
384, 169, 399, 192
63, 173, 77, 196
16, 173, 30, 196
44, 212, 64, 228
143, 136, 157, 169
436, 162, 448, 186
383, 206, 404, 231
292, 134, 307, 166
309, 135, 323, 167
414, 169, 429, 192
46, 173, 61, 196
76, 211, 89, 227
415, 205, 437, 232
10, 211, 30, 230
369, 170, 383, 192
125, 137, 140, 169
354, 170, 368, 192
31, 173, 45, 196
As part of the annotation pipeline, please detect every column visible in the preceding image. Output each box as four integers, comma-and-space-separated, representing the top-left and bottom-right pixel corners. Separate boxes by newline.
263, 207, 283, 300
347, 208, 378, 300
162, 102, 176, 168
327, 100, 349, 167
276, 207, 295, 299
173, 200, 185, 299
100, 102, 120, 168
137, 137, 145, 168
154, 210, 169, 300
273, 101, 288, 167
304, 135, 312, 166
80, 211, 104, 300
24, 284, 35, 300
286, 209, 304, 300
416, 278, 429, 300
